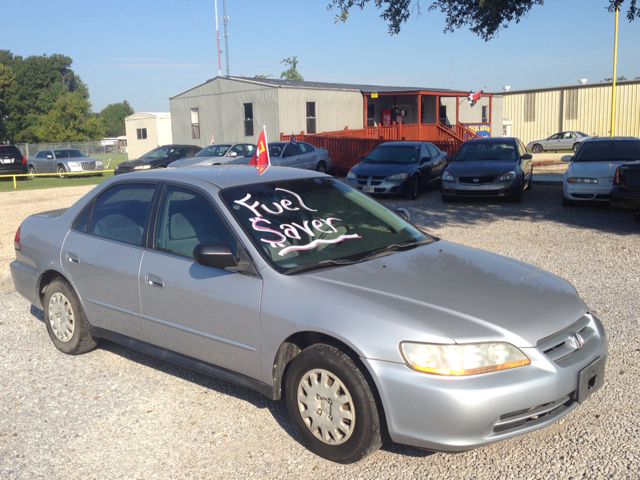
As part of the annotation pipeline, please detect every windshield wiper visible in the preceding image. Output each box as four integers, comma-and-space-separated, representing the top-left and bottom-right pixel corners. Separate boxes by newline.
358, 240, 428, 262
283, 259, 359, 275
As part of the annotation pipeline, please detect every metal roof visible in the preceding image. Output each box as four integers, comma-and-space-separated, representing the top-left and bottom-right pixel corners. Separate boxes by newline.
170, 76, 471, 99
493, 78, 640, 95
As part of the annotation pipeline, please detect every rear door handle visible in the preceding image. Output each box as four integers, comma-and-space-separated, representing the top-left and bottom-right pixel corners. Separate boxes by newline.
66, 253, 80, 264
145, 273, 164, 288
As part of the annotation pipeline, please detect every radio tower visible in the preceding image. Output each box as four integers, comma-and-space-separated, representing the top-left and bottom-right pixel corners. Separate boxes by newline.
223, 0, 230, 76
214, 0, 221, 76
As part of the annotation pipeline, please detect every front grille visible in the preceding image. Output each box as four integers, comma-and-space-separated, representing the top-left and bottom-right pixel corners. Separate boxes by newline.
459, 175, 495, 185
80, 161, 96, 170
117, 166, 133, 173
493, 395, 574, 433
357, 175, 385, 186
537, 315, 595, 364
454, 189, 504, 196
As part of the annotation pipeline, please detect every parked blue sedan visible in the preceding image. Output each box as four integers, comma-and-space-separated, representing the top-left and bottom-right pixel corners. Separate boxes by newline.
345, 141, 450, 199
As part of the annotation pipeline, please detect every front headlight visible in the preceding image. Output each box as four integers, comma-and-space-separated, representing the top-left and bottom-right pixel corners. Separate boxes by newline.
442, 171, 454, 182
400, 342, 530, 376
133, 164, 151, 170
67, 161, 79, 168
499, 171, 517, 181
387, 173, 409, 181
346, 171, 356, 179
566, 177, 598, 184
95, 160, 103, 166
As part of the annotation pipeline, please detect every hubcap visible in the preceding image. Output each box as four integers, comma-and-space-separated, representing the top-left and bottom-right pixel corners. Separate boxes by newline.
296, 368, 355, 445
48, 292, 75, 342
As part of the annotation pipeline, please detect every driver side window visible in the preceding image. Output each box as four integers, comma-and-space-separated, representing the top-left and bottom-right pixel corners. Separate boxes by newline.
155, 186, 237, 259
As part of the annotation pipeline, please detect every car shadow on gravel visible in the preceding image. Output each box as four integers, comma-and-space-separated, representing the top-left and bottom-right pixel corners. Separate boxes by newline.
384, 185, 639, 235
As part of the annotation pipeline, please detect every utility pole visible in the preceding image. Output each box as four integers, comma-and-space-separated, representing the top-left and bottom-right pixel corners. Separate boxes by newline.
214, 0, 221, 76
223, 0, 230, 77
610, 5, 619, 137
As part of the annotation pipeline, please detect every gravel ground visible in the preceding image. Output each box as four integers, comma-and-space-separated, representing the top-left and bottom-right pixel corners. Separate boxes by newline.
1, 180, 639, 479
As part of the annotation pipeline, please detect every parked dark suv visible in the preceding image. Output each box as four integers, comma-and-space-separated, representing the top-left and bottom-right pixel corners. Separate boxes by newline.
0, 145, 27, 177
115, 145, 202, 175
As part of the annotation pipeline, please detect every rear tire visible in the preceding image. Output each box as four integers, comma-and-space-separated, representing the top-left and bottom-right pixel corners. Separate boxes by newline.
43, 278, 98, 355
315, 161, 327, 174
28, 165, 36, 179
285, 344, 384, 464
532, 144, 543, 154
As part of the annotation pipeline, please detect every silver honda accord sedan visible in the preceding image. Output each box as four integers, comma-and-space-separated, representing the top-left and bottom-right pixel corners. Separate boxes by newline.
10, 165, 607, 464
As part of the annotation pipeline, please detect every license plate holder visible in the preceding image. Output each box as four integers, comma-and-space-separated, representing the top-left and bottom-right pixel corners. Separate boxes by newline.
576, 356, 605, 403
363, 186, 375, 193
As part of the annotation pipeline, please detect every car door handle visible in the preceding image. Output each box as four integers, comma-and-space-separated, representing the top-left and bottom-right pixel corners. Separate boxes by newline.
66, 253, 80, 264
145, 273, 164, 288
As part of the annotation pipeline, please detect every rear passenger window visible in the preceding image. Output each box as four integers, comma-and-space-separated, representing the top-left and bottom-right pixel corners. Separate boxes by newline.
89, 184, 156, 245
154, 186, 236, 259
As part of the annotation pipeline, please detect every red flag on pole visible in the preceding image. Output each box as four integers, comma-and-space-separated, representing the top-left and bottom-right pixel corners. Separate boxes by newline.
467, 89, 484, 107
210, 134, 215, 145
249, 126, 270, 175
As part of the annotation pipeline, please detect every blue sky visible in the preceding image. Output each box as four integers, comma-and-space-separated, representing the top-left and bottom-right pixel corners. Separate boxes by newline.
4, 0, 639, 113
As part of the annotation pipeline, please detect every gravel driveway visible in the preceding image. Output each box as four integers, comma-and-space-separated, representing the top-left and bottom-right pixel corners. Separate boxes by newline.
1, 182, 639, 479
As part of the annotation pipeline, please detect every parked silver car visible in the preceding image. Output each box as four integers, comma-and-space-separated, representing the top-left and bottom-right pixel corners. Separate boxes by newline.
27, 148, 104, 178
11, 166, 606, 464
526, 131, 590, 153
170, 143, 255, 168
267, 140, 331, 173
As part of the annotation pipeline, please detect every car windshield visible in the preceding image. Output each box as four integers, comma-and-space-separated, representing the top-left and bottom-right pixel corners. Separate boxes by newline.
573, 140, 640, 162
195, 145, 231, 157
363, 145, 419, 164
141, 147, 176, 159
54, 149, 86, 158
454, 141, 517, 161
221, 178, 433, 274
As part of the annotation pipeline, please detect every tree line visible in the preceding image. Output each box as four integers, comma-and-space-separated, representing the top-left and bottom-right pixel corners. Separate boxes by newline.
0, 50, 133, 144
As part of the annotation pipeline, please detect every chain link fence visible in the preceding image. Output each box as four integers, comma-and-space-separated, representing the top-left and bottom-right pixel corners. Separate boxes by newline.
15, 142, 128, 170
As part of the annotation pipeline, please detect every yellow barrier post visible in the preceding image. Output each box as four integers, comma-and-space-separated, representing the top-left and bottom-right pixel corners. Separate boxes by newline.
610, 6, 619, 138
0, 170, 115, 188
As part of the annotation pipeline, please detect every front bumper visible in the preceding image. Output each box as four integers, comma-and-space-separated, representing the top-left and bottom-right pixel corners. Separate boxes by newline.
563, 181, 612, 202
363, 314, 607, 452
441, 178, 519, 198
345, 176, 410, 196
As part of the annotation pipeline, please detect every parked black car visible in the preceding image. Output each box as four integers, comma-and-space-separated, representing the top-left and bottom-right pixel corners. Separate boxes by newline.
610, 160, 640, 223
115, 145, 202, 175
0, 144, 27, 177
345, 141, 450, 199
440, 137, 533, 203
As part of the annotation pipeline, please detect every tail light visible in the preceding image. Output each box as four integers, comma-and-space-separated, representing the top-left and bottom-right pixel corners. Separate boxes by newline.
613, 166, 620, 186
14, 225, 21, 251
21, 156, 26, 164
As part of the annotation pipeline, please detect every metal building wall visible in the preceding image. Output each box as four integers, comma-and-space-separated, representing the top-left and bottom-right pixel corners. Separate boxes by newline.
277, 88, 363, 136
503, 81, 640, 145
170, 77, 279, 146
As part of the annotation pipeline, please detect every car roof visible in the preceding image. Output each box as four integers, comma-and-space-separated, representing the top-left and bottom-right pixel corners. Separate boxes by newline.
111, 165, 324, 189
464, 137, 517, 143
375, 141, 427, 147
581, 136, 640, 143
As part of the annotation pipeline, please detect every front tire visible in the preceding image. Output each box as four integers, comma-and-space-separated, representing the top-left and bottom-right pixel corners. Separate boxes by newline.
532, 144, 543, 154
57, 165, 66, 179
405, 175, 420, 200
43, 278, 98, 355
285, 344, 384, 464
510, 179, 524, 203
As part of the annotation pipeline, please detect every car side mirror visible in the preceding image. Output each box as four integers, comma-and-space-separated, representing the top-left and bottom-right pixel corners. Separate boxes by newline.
521, 153, 532, 160
282, 151, 291, 158
395, 208, 410, 221
193, 242, 239, 269
46, 155, 53, 159
359, 155, 365, 161
228, 151, 238, 157
444, 154, 452, 162
172, 153, 181, 159
561, 155, 573, 162
420, 156, 430, 164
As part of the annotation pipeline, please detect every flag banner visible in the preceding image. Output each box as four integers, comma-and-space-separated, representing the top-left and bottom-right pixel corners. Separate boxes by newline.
468, 89, 484, 107
210, 135, 215, 145
249, 126, 270, 175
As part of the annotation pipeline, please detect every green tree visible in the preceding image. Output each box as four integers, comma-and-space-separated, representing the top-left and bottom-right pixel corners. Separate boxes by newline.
280, 56, 304, 81
1, 51, 89, 142
38, 92, 104, 142
0, 62, 15, 141
328, 0, 639, 40
99, 100, 134, 137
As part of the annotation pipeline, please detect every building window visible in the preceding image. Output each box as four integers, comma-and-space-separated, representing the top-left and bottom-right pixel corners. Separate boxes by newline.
243, 103, 254, 137
439, 105, 447, 124
524, 93, 535, 122
482, 106, 488, 123
190, 108, 200, 139
136, 128, 147, 140
565, 89, 578, 120
306, 102, 316, 134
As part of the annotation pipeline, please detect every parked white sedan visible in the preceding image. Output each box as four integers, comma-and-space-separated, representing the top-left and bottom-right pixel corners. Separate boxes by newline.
562, 136, 640, 206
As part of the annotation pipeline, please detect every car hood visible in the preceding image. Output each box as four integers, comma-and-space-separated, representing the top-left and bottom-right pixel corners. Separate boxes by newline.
306, 240, 587, 348
170, 157, 216, 167
350, 161, 416, 176
447, 160, 517, 177
567, 160, 631, 180
118, 158, 165, 168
